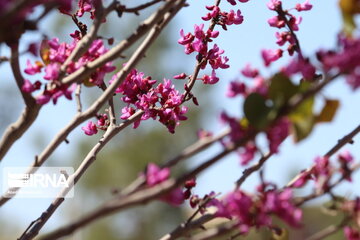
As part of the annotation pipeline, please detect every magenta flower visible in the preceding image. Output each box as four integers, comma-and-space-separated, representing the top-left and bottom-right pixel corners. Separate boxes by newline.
24, 60, 43, 75
44, 63, 60, 80
346, 72, 360, 90
268, 16, 285, 28
160, 188, 185, 206
289, 170, 312, 188
241, 64, 259, 78
283, 56, 316, 80
344, 226, 360, 240
295, 0, 312, 12
22, 79, 41, 93
266, 117, 290, 153
267, 0, 282, 10
239, 142, 257, 165
339, 150, 354, 164
263, 189, 302, 227
226, 80, 246, 97
261, 49, 283, 66
81, 121, 98, 136
146, 163, 170, 187
224, 10, 244, 25
173, 73, 187, 79
275, 31, 295, 46
202, 70, 219, 84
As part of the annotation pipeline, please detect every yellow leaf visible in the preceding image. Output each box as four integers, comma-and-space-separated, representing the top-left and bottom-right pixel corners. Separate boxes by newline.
315, 99, 340, 123
40, 39, 51, 65
339, 0, 360, 35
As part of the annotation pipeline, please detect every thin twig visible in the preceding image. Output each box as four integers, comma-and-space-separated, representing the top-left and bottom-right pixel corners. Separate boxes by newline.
159, 214, 216, 240
234, 152, 273, 190
287, 123, 360, 188
75, 84, 82, 113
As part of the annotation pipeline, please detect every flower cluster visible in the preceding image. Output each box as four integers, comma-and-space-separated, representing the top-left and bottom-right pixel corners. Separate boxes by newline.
227, 64, 267, 98
177, 2, 249, 85
208, 186, 302, 234
317, 35, 360, 90
81, 114, 109, 136
144, 163, 196, 206
22, 36, 115, 104
290, 151, 355, 191
263, 0, 313, 68
112, 69, 187, 133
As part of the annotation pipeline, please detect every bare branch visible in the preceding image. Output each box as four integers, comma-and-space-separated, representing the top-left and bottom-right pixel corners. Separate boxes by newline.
0, 44, 41, 161
234, 152, 272, 190
159, 214, 216, 240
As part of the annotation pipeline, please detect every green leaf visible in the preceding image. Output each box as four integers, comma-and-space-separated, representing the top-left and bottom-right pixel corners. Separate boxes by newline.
244, 93, 274, 129
268, 73, 298, 108
315, 99, 340, 123
289, 97, 315, 142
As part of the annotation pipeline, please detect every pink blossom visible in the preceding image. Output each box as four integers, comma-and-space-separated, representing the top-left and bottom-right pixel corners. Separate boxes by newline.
267, 0, 281, 10
146, 163, 170, 186
226, 80, 246, 97
173, 73, 187, 79
288, 15, 302, 31
81, 121, 98, 136
202, 5, 220, 21
44, 63, 60, 80
77, 0, 93, 17
197, 129, 213, 139
22, 80, 41, 93
339, 150, 354, 164
24, 60, 43, 75
224, 10, 244, 25
36, 92, 51, 105
263, 189, 302, 227
266, 117, 290, 153
261, 49, 283, 66
295, 0, 312, 12
120, 106, 135, 120
268, 16, 285, 28
202, 70, 219, 84
239, 142, 257, 165
27, 42, 39, 56
346, 72, 360, 90
289, 170, 312, 188
344, 226, 360, 240
160, 188, 185, 206
282, 57, 316, 80
250, 77, 268, 96
241, 64, 259, 78
275, 31, 296, 47
220, 111, 246, 142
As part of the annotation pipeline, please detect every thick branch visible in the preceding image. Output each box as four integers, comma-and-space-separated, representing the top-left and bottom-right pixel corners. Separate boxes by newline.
0, 44, 41, 161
